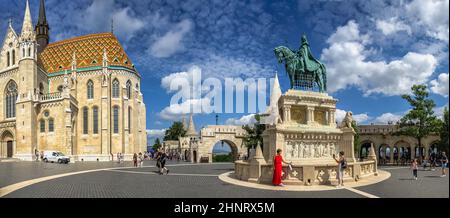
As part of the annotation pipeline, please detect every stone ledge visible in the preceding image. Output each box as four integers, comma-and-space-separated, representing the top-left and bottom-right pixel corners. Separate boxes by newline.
219, 170, 390, 192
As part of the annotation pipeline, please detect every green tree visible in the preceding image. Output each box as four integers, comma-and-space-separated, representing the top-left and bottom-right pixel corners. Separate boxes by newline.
438, 107, 449, 154
352, 121, 361, 157
396, 85, 440, 162
152, 138, 162, 150
163, 121, 186, 141
242, 114, 266, 153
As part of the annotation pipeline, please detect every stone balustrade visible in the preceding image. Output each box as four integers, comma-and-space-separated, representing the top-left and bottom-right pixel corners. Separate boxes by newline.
39, 92, 62, 101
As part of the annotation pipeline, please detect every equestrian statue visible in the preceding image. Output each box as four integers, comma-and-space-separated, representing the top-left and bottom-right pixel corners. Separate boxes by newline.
274, 35, 327, 93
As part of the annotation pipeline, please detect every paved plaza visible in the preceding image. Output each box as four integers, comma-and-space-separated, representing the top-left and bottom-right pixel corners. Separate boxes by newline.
0, 161, 448, 198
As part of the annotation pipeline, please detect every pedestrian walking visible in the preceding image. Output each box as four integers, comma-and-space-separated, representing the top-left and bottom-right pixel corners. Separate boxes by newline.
430, 152, 437, 171
138, 152, 144, 168
40, 151, 44, 161
117, 153, 120, 163
441, 152, 448, 177
133, 153, 138, 167
333, 151, 347, 188
34, 148, 40, 162
159, 151, 169, 175
411, 158, 418, 180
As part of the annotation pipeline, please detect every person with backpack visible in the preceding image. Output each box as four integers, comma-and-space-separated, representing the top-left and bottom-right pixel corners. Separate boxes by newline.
333, 151, 347, 188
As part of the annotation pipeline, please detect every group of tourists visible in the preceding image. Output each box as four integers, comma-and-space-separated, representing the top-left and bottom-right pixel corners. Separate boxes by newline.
411, 152, 448, 180
272, 148, 448, 188
132, 153, 145, 167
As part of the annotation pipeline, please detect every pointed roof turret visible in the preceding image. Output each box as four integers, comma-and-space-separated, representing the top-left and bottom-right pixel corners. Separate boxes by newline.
36, 0, 50, 53
261, 73, 282, 125
181, 115, 188, 131
186, 114, 198, 136
37, 0, 48, 25
21, 0, 35, 41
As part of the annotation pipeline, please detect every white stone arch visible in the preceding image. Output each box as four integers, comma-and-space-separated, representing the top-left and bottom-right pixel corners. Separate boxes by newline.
196, 125, 248, 163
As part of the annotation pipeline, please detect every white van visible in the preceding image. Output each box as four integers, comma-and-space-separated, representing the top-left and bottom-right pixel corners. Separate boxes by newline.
43, 151, 70, 164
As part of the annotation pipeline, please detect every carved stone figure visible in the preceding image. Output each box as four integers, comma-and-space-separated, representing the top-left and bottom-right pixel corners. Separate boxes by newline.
285, 141, 292, 159
299, 142, 304, 158
340, 111, 353, 129
323, 143, 329, 157
330, 143, 336, 157
293, 143, 299, 159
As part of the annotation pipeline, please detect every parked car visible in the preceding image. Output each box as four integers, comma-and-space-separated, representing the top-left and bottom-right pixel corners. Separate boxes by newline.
43, 151, 70, 164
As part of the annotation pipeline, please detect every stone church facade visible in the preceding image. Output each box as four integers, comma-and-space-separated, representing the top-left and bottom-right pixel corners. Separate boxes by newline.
0, 0, 147, 161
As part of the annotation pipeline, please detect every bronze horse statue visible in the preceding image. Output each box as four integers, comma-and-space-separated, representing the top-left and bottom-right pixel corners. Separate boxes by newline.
274, 35, 327, 92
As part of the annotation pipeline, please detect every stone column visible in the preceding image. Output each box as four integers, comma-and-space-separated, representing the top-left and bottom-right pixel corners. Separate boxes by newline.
390, 146, 394, 164
307, 106, 315, 125
286, 105, 291, 123
341, 127, 356, 162
329, 109, 336, 127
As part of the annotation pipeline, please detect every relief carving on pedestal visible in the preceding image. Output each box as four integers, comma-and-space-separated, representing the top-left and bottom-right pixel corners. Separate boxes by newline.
284, 141, 338, 159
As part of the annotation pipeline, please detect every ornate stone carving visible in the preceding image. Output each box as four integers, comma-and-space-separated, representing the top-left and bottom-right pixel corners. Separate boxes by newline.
284, 140, 338, 159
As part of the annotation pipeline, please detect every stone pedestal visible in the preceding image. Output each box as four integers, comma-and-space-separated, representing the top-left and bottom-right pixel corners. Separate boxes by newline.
235, 89, 378, 186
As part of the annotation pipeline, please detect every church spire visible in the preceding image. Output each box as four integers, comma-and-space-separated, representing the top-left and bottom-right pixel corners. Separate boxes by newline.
20, 0, 34, 41
36, 0, 50, 53
186, 114, 198, 136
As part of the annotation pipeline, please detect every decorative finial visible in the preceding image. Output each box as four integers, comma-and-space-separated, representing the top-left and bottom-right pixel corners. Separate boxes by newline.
111, 18, 114, 34
102, 48, 108, 67
71, 52, 77, 71
8, 18, 12, 27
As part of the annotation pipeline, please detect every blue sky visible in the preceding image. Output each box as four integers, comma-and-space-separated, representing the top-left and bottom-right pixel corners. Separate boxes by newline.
1, 0, 448, 145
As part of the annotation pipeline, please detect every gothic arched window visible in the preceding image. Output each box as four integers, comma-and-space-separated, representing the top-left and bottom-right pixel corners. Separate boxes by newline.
93, 106, 99, 134
48, 118, 54, 132
83, 107, 89, 135
87, 80, 94, 99
12, 49, 15, 65
112, 79, 120, 98
6, 52, 10, 67
40, 119, 45, 133
113, 106, 119, 134
126, 80, 132, 99
39, 83, 45, 95
5, 81, 18, 118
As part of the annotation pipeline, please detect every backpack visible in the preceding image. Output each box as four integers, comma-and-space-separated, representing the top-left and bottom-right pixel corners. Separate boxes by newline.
341, 159, 348, 169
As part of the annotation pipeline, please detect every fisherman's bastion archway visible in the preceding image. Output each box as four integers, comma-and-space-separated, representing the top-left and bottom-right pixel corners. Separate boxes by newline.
358, 124, 440, 165
163, 115, 248, 163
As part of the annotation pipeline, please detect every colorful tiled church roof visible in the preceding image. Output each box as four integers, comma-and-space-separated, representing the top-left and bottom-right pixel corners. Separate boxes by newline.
38, 32, 136, 74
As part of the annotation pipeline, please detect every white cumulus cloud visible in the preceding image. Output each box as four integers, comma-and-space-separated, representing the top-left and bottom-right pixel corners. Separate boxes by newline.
146, 129, 166, 138
430, 73, 449, 97
406, 0, 449, 42
225, 114, 257, 126
321, 20, 438, 96
373, 113, 403, 124
335, 109, 371, 125
76, 0, 145, 41
150, 19, 193, 58
376, 17, 412, 36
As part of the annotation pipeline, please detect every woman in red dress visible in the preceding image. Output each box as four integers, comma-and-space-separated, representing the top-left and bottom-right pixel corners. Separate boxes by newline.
272, 149, 291, 186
